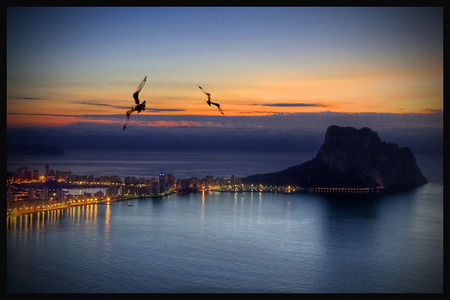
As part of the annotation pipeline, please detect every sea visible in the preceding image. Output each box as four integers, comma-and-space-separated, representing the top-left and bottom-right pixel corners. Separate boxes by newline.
6, 150, 443, 293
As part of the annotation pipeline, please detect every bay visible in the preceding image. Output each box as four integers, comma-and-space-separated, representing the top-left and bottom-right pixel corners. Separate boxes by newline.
6, 150, 443, 293
6, 150, 441, 184
7, 183, 443, 293
6, 149, 316, 179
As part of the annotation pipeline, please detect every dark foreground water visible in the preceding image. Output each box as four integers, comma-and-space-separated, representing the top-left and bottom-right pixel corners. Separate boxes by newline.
6, 150, 443, 293
7, 184, 442, 293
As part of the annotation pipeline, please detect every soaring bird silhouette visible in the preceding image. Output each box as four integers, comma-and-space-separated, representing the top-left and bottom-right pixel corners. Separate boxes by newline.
123, 76, 147, 130
198, 86, 224, 115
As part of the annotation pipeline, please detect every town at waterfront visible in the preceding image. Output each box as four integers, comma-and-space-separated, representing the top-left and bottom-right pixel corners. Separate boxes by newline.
6, 164, 382, 217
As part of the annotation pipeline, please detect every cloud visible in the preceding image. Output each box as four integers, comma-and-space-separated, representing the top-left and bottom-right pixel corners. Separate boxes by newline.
145, 121, 203, 127
74, 101, 127, 109
147, 108, 186, 113
6, 111, 443, 155
8, 112, 78, 118
74, 101, 186, 112
15, 97, 43, 100
417, 108, 444, 114
262, 103, 324, 107
8, 111, 444, 132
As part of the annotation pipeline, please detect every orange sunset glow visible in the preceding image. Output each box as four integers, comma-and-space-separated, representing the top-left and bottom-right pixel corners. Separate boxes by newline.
7, 7, 442, 128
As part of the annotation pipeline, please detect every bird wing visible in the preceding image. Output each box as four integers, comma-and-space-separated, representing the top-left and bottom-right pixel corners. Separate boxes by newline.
211, 102, 224, 115
198, 86, 211, 101
133, 76, 147, 104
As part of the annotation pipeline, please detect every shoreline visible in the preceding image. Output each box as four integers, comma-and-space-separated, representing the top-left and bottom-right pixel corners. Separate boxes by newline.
7, 183, 425, 218
6, 192, 170, 218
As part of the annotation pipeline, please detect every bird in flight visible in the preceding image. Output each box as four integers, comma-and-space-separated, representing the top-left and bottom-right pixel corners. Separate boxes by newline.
198, 86, 224, 115
123, 76, 147, 130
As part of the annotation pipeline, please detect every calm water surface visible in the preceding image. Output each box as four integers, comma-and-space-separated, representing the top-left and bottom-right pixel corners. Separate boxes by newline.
6, 150, 443, 293
7, 185, 442, 293
6, 150, 315, 179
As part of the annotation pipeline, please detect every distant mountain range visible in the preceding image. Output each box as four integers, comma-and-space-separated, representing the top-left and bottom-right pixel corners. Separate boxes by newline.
243, 125, 427, 190
7, 144, 65, 156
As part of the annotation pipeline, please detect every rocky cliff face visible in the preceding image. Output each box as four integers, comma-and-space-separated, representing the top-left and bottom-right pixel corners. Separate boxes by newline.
243, 125, 427, 189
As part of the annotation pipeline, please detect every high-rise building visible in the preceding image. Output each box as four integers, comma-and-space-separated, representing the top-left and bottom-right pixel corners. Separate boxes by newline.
230, 175, 235, 185
7, 187, 13, 203
177, 179, 190, 190
152, 181, 160, 194
159, 172, 167, 193
32, 170, 40, 180
41, 187, 49, 201
167, 173, 176, 189
58, 189, 66, 202
106, 186, 119, 196
16, 167, 28, 179
28, 188, 35, 201
119, 185, 126, 196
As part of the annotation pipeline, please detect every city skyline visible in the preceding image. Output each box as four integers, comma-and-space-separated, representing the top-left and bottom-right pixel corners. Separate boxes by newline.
6, 7, 443, 153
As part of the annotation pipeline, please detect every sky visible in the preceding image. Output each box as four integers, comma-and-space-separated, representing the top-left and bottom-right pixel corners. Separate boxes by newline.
6, 7, 443, 154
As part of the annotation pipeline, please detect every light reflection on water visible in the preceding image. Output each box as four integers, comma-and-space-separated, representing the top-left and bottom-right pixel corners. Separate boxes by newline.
7, 184, 443, 293
7, 151, 443, 293
7, 205, 103, 232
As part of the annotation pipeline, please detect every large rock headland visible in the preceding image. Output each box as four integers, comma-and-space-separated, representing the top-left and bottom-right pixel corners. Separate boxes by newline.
243, 125, 427, 189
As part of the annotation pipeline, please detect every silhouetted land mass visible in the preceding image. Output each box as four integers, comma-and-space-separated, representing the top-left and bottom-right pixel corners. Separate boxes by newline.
243, 125, 427, 189
7, 144, 65, 156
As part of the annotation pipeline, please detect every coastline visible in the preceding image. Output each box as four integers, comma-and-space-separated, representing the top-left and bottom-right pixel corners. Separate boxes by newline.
6, 191, 172, 218
6, 185, 381, 218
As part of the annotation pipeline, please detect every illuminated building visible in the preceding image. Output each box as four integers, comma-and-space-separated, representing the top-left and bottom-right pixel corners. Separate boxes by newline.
119, 185, 126, 196
167, 173, 176, 190
106, 186, 119, 196
151, 182, 159, 194
41, 187, 49, 201
159, 172, 167, 193
28, 188, 35, 201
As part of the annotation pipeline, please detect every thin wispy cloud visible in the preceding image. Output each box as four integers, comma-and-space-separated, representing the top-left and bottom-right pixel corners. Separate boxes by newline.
145, 120, 203, 127
147, 108, 186, 113
8, 111, 443, 142
15, 97, 43, 100
262, 103, 324, 107
417, 108, 444, 114
74, 101, 186, 112
75, 101, 126, 109
8, 112, 77, 118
